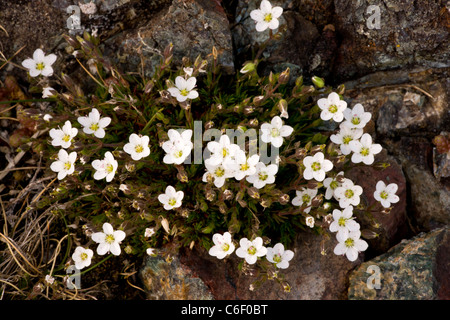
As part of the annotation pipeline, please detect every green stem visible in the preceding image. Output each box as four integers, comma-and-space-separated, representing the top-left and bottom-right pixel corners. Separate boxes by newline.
142, 107, 164, 134
72, 254, 113, 278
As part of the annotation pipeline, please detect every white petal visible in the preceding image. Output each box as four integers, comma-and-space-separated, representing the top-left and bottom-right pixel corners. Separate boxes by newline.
250, 9, 264, 22
185, 77, 197, 91
102, 223, 114, 234
268, 18, 280, 30
255, 21, 269, 32
22, 58, 36, 69
109, 243, 121, 256
346, 248, 359, 261
271, 6, 283, 18
97, 243, 110, 255
43, 53, 57, 66
33, 49, 45, 62
333, 243, 347, 255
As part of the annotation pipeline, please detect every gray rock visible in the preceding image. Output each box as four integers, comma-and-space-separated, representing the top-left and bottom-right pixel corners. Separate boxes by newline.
348, 227, 450, 300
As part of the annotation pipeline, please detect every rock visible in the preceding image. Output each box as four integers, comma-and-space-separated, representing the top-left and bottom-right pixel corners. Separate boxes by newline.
333, 0, 450, 81
348, 227, 450, 300
179, 230, 362, 300
104, 0, 235, 77
139, 254, 214, 300
345, 149, 409, 255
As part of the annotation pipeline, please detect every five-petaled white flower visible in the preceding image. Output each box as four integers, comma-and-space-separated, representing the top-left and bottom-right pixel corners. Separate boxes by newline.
50, 149, 77, 180
91, 151, 118, 182
333, 230, 368, 262
349, 133, 382, 165
374, 181, 400, 208
246, 162, 278, 189
260, 116, 293, 148
22, 48, 57, 77
123, 133, 151, 161
250, 0, 283, 32
302, 152, 333, 182
317, 92, 347, 122
323, 171, 344, 200
162, 129, 193, 165
342, 103, 372, 129
206, 134, 241, 167
77, 108, 111, 139
145, 228, 155, 238
167, 76, 199, 102
330, 123, 364, 155
291, 187, 318, 213
235, 237, 267, 265
305, 216, 315, 228
203, 162, 235, 188
71, 246, 94, 270
158, 185, 184, 210
266, 243, 294, 269
226, 151, 259, 181
329, 206, 360, 236
91, 223, 126, 256
49, 120, 78, 149
208, 232, 236, 259
334, 178, 363, 209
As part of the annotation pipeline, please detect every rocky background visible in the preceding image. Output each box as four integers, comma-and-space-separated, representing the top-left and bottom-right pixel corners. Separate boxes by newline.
0, 0, 448, 300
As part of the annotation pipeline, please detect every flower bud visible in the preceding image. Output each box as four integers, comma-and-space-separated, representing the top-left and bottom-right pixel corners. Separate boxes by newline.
240, 62, 256, 74
279, 193, 290, 205
361, 229, 379, 239
278, 67, 290, 84
247, 187, 260, 199
278, 99, 289, 119
311, 76, 325, 88
223, 189, 233, 201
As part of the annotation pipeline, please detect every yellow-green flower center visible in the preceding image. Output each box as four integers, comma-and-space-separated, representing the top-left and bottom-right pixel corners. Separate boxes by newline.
168, 198, 177, 206
215, 167, 225, 177
311, 162, 321, 171
338, 217, 347, 227
36, 62, 45, 71
180, 89, 189, 96
330, 180, 339, 189
105, 234, 115, 244
264, 13, 273, 22
222, 243, 230, 252
345, 189, 354, 199
351, 117, 361, 125
62, 134, 71, 142
273, 254, 282, 263
240, 163, 250, 171
380, 190, 389, 200
175, 150, 183, 158
222, 148, 229, 158
106, 164, 114, 173
344, 238, 354, 248
271, 128, 280, 137
302, 194, 311, 203
328, 105, 338, 113
90, 123, 99, 131
80, 252, 88, 261
64, 162, 72, 170
247, 246, 257, 255
360, 147, 370, 156
343, 135, 353, 144
258, 172, 268, 181
135, 144, 144, 153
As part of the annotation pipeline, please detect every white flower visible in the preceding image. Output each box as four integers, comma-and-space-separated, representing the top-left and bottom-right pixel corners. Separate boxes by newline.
77, 108, 111, 139
266, 243, 294, 269
202, 162, 235, 188
123, 133, 151, 160
374, 181, 400, 208
205, 134, 241, 167
43, 114, 53, 122
71, 246, 94, 270
246, 162, 278, 189
50, 149, 77, 180
22, 48, 57, 77
146, 248, 156, 256
167, 76, 199, 102
158, 185, 184, 210
334, 178, 363, 208
330, 123, 364, 155
208, 232, 236, 259
235, 237, 267, 265
49, 120, 78, 149
162, 129, 193, 165
144, 228, 155, 238
291, 187, 318, 213
91, 151, 118, 182
45, 275, 55, 285
250, 0, 283, 32
323, 171, 344, 200
183, 67, 193, 76
329, 206, 360, 236
226, 151, 259, 181
302, 152, 333, 182
333, 230, 368, 262
342, 103, 372, 129
317, 92, 347, 122
349, 133, 382, 165
42, 87, 56, 98
260, 116, 293, 148
91, 223, 126, 256
305, 216, 315, 228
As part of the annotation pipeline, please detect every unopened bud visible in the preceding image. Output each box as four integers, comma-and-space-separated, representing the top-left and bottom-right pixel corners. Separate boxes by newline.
248, 119, 259, 127
361, 229, 379, 239
223, 189, 233, 201
279, 193, 290, 205
247, 187, 260, 199
240, 61, 256, 74
278, 67, 290, 84
311, 76, 325, 88
278, 99, 289, 119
